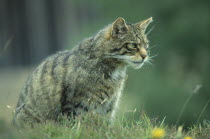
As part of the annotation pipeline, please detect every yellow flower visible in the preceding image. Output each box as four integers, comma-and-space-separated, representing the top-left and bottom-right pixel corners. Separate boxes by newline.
151, 128, 165, 139
184, 136, 193, 139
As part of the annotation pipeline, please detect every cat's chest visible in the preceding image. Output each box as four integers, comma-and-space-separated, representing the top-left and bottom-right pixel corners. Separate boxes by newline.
111, 68, 126, 81
99, 68, 127, 108
95, 77, 125, 114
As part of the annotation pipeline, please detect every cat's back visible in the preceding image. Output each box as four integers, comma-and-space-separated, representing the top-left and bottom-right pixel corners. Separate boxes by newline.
14, 50, 76, 124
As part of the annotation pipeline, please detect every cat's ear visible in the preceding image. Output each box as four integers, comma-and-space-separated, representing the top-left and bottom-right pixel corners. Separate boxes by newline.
111, 17, 128, 37
135, 17, 153, 33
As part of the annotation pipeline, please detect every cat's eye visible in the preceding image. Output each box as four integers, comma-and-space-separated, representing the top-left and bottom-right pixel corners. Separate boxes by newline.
127, 43, 137, 49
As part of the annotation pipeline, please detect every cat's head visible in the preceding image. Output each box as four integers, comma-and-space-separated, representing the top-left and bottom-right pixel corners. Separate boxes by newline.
103, 17, 153, 69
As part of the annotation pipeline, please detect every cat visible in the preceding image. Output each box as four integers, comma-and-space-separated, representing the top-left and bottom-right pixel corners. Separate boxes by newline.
13, 17, 153, 127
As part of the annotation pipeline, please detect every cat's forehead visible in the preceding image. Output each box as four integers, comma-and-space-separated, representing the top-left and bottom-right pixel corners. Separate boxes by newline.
127, 24, 148, 43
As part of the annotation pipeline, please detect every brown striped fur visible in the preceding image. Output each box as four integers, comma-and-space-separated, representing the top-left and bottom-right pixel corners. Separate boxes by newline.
14, 17, 153, 127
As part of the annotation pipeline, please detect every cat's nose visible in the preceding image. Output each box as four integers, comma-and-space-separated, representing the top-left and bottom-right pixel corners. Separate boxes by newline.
139, 47, 147, 60
141, 54, 147, 60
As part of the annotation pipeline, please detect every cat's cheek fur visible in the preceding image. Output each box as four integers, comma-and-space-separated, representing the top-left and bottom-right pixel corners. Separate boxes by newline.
126, 61, 145, 69
133, 63, 144, 69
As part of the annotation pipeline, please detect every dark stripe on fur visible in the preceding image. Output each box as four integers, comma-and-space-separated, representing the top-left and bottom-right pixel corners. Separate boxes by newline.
110, 47, 122, 53
60, 52, 73, 114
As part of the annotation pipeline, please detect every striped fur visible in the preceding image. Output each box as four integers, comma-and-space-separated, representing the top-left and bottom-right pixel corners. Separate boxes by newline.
14, 17, 153, 127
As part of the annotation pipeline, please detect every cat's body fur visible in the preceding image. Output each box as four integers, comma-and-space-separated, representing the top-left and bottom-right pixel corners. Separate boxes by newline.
14, 17, 153, 127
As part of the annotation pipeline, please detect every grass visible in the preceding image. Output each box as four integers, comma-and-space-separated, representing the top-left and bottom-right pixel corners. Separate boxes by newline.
0, 113, 209, 139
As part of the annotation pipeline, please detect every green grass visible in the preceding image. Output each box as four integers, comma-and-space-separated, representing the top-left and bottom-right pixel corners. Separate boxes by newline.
0, 113, 209, 139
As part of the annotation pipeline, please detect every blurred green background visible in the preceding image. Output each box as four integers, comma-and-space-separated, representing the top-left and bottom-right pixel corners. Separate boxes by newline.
0, 0, 209, 127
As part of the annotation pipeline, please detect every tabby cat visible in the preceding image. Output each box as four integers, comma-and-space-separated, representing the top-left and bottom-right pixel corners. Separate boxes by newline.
14, 17, 153, 127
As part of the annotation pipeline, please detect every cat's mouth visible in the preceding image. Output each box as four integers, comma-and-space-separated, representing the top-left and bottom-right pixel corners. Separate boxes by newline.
126, 60, 145, 69
124, 59, 145, 69
131, 61, 143, 64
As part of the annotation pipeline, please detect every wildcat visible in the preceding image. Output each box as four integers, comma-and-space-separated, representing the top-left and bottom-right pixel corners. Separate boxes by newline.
13, 17, 153, 127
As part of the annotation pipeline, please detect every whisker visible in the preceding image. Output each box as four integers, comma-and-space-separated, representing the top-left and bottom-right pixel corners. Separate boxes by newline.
146, 59, 153, 65
149, 53, 159, 59
147, 58, 154, 62
148, 43, 159, 50
146, 23, 157, 35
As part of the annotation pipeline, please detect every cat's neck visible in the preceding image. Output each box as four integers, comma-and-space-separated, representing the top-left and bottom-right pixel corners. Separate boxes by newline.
97, 58, 127, 79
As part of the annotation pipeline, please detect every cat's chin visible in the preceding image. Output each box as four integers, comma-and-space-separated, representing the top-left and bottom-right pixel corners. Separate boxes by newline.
131, 63, 144, 69
126, 61, 144, 69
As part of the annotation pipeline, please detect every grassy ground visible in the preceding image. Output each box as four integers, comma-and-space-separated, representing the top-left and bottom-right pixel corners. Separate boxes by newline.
0, 69, 209, 139
0, 113, 210, 139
